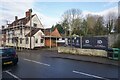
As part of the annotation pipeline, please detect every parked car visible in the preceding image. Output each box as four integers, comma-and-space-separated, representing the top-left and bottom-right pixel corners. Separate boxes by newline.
0, 47, 18, 65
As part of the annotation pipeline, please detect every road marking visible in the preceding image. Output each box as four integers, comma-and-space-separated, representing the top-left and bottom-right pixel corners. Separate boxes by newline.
5, 71, 21, 80
73, 70, 110, 80
24, 58, 50, 66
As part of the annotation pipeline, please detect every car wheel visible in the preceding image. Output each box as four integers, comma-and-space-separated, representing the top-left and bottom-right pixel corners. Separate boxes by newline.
13, 62, 18, 65
13, 59, 18, 65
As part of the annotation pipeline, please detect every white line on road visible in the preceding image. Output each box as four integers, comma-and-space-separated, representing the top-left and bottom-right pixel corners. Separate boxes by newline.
24, 58, 50, 66
5, 71, 21, 80
73, 70, 110, 80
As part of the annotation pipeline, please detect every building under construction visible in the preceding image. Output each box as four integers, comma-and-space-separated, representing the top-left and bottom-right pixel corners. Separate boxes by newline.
2, 9, 45, 49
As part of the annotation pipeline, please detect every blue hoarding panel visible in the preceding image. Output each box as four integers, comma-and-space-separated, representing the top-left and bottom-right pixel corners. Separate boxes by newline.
82, 37, 95, 49
82, 37, 108, 49
67, 36, 108, 49
94, 37, 108, 50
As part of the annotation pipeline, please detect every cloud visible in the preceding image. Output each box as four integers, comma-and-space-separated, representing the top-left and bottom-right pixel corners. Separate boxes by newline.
103, 2, 116, 7
0, 1, 119, 29
38, 6, 118, 28
82, 6, 118, 20
34, 11, 60, 28
0, 0, 34, 26
0, 0, 35, 2
0, 0, 60, 28
27, 0, 119, 2
104, 0, 119, 2
1, 0, 119, 2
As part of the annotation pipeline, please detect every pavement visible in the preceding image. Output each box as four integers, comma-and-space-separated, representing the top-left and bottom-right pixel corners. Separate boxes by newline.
17, 48, 119, 66
49, 51, 119, 66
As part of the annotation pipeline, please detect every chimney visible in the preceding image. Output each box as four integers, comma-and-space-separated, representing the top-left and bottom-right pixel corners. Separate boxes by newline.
2, 26, 5, 29
26, 11, 30, 17
15, 16, 18, 21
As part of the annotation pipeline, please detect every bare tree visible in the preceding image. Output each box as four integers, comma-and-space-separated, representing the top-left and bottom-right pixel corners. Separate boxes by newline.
114, 16, 120, 33
61, 8, 82, 36
106, 12, 117, 34
94, 16, 106, 35
86, 14, 99, 35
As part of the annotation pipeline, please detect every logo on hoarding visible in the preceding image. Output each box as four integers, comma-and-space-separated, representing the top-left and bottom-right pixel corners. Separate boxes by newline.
69, 40, 70, 43
72, 40, 74, 43
97, 40, 102, 44
76, 39, 80, 46
85, 40, 89, 43
76, 40, 79, 43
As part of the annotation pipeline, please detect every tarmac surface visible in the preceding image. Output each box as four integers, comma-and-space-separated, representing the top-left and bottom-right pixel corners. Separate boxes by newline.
2, 49, 120, 79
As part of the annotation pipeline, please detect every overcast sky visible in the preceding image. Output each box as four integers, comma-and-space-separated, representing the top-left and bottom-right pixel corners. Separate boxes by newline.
0, 0, 119, 28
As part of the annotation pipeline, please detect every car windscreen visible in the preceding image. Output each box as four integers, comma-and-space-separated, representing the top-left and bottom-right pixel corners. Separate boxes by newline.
0, 48, 15, 54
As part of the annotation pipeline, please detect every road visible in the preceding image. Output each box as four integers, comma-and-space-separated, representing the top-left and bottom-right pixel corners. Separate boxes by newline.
2, 50, 119, 80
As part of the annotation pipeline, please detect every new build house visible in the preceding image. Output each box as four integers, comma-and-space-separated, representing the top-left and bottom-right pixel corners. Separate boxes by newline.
2, 9, 45, 49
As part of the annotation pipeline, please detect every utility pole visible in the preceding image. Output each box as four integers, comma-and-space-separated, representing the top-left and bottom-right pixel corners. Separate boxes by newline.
70, 26, 72, 48
43, 25, 45, 47
6, 20, 10, 48
1, 25, 5, 47
50, 29, 51, 49
64, 27, 67, 46
21, 21, 23, 51
29, 9, 32, 49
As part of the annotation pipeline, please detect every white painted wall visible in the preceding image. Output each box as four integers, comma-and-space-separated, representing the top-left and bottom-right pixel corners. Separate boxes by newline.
5, 30, 45, 49
26, 15, 44, 29
33, 30, 45, 47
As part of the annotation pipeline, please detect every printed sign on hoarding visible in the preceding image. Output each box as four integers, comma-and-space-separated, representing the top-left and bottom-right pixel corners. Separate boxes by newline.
67, 37, 108, 50
82, 37, 95, 48
94, 37, 108, 49
82, 37, 108, 49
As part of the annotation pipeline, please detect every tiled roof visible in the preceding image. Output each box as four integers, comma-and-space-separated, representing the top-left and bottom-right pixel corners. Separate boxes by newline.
25, 28, 40, 37
51, 28, 61, 37
44, 28, 51, 36
8, 14, 35, 28
44, 28, 61, 37
25, 28, 43, 37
